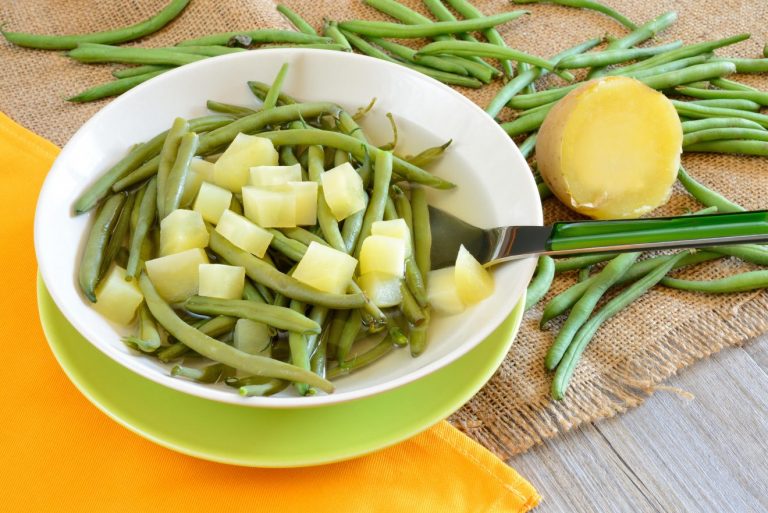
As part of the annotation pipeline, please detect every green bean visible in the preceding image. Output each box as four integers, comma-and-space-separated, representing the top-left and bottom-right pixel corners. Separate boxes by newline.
140, 274, 333, 392
126, 177, 157, 279
157, 315, 236, 362
662, 270, 768, 293
409, 312, 430, 357
239, 379, 289, 397
339, 11, 528, 39
242, 280, 267, 304
334, 149, 350, 167
323, 21, 352, 50
68, 43, 206, 66
675, 86, 768, 107
709, 245, 768, 266
554, 253, 617, 273
672, 96, 768, 127
443, 0, 515, 77
518, 134, 537, 159
78, 194, 127, 301
504, 85, 575, 110
683, 127, 768, 147
710, 78, 759, 92
541, 250, 721, 325
184, 296, 320, 334
501, 102, 555, 137
162, 132, 198, 217
685, 140, 768, 156
307, 145, 347, 252
67, 69, 168, 103
341, 30, 485, 87
578, 266, 592, 282
690, 99, 762, 112
538, 181, 552, 200
113, 64, 172, 79
613, 54, 713, 80
138, 303, 162, 350
546, 252, 641, 370
404, 257, 428, 307
341, 192, 369, 254
710, 58, 768, 74
258, 43, 351, 52
1, 0, 189, 50
178, 30, 331, 47
524, 256, 555, 311
639, 62, 736, 91
354, 149, 393, 257
551, 251, 690, 399
400, 281, 427, 325
155, 118, 188, 218
411, 186, 432, 279
391, 185, 413, 234
336, 309, 363, 364
206, 100, 256, 118
681, 118, 766, 134
403, 140, 452, 168
511, 0, 636, 30
417, 40, 575, 82
383, 195, 398, 221
247, 81, 297, 105
387, 320, 409, 347
368, 37, 468, 75
281, 227, 328, 248
263, 228, 307, 261
338, 110, 369, 143
275, 4, 317, 35
486, 37, 602, 118
676, 166, 744, 213
329, 334, 396, 378
171, 363, 229, 383
286, 300, 313, 395
617, 33, 749, 75
209, 231, 366, 309
556, 41, 682, 70
262, 63, 290, 110
165, 45, 246, 57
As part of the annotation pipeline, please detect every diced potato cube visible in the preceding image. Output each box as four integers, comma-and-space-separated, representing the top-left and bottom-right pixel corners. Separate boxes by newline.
159, 209, 209, 256
358, 272, 403, 307
372, 218, 412, 257
359, 235, 406, 277
242, 185, 296, 228
320, 162, 366, 221
180, 158, 216, 207
455, 245, 494, 305
214, 133, 279, 192
199, 263, 245, 299
293, 241, 358, 294
427, 267, 465, 316
234, 318, 272, 356
215, 210, 273, 257
193, 181, 232, 223
92, 265, 144, 325
289, 181, 318, 226
145, 248, 209, 303
249, 164, 302, 187
190, 157, 216, 182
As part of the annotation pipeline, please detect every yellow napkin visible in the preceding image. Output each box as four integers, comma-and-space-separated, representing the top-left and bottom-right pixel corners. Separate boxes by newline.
0, 111, 539, 513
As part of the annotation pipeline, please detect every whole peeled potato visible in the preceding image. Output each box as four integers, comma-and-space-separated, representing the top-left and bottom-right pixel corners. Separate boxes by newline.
536, 76, 682, 219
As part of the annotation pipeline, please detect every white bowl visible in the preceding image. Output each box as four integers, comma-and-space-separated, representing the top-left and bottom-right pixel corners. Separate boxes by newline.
34, 49, 542, 408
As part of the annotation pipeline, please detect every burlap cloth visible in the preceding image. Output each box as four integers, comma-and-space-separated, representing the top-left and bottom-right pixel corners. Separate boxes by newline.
3, 0, 768, 459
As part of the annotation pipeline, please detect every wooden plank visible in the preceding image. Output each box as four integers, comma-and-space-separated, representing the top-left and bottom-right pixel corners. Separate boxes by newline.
592, 348, 768, 513
507, 423, 661, 512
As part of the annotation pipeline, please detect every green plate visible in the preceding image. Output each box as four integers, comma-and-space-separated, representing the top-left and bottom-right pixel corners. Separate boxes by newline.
37, 275, 523, 467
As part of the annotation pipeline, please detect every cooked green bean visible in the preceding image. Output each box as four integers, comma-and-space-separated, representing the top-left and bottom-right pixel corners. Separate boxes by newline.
411, 186, 432, 279
400, 281, 427, 325
710, 78, 759, 92
329, 334, 396, 378
511, 0, 636, 30
206, 100, 256, 118
339, 11, 528, 39
689, 99, 761, 112
525, 256, 555, 311
341, 192, 369, 253
1, 0, 189, 50
556, 41, 682, 70
281, 227, 328, 248
139, 274, 334, 392
683, 127, 768, 147
184, 296, 321, 334
178, 30, 331, 47
518, 134, 537, 159
504, 85, 576, 111
685, 140, 768, 156
554, 253, 617, 273
578, 266, 592, 282
239, 379, 289, 396
677, 166, 745, 213
68, 43, 206, 66
263, 63, 290, 110
162, 132, 198, 217
126, 177, 157, 279
79, 193, 127, 301
323, 20, 352, 50
671, 98, 768, 128
354, 149, 393, 257
501, 102, 555, 137
209, 231, 366, 309
258, 43, 350, 52
639, 62, 737, 91
336, 309, 363, 363
334, 149, 350, 167
265, 228, 309, 261
709, 245, 768, 266
157, 315, 237, 362
546, 252, 640, 370
138, 303, 162, 350
242, 280, 268, 304
710, 58, 768, 73
276, 4, 316, 35
165, 45, 246, 57
661, 271, 768, 293
404, 258, 428, 307
383, 195, 398, 221
171, 363, 229, 383
113, 64, 172, 79
409, 312, 430, 357
287, 300, 313, 395
247, 81, 297, 105
403, 140, 452, 168
538, 181, 552, 200
307, 145, 347, 252
368, 37, 467, 76
551, 251, 690, 399
676, 86, 768, 107
68, 69, 168, 103
156, 118, 189, 218
681, 117, 767, 134
612, 53, 713, 80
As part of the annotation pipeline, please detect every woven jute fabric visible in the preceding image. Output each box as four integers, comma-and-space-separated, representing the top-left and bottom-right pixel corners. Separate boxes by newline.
3, 0, 768, 459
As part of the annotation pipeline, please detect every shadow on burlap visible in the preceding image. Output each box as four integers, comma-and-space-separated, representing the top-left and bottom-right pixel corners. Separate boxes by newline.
3, 0, 767, 460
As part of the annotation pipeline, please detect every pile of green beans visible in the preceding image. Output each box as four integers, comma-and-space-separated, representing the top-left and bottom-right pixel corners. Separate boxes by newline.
75, 69, 443, 397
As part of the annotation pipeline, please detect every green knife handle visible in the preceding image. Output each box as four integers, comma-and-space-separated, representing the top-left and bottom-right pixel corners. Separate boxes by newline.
549, 210, 768, 251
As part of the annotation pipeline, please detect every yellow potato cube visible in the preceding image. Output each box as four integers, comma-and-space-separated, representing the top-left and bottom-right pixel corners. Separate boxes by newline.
292, 241, 358, 294
214, 133, 279, 192
289, 181, 318, 226
358, 272, 403, 307
234, 319, 272, 356
198, 263, 245, 299
372, 218, 412, 257
193, 181, 232, 224
454, 245, 494, 305
159, 209, 209, 256
215, 209, 273, 257
359, 235, 406, 277
145, 248, 209, 303
427, 267, 465, 316
242, 185, 296, 228
249, 164, 302, 187
320, 162, 366, 221
92, 265, 144, 325
180, 158, 216, 207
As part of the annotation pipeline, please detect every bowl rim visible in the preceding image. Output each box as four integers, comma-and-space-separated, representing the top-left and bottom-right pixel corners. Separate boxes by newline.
34, 48, 542, 409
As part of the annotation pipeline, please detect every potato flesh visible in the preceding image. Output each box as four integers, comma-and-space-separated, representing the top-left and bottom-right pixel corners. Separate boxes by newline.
214, 133, 279, 192
93, 265, 143, 325
320, 162, 366, 221
181, 158, 216, 207
242, 185, 297, 228
249, 164, 302, 187
159, 209, 209, 256
193, 181, 232, 224
289, 181, 319, 226
198, 263, 245, 299
372, 219, 412, 257
358, 272, 403, 307
537, 76, 681, 219
234, 319, 272, 356
454, 245, 494, 305
145, 248, 209, 303
292, 241, 358, 294
215, 209, 273, 257
427, 267, 465, 316
359, 235, 406, 277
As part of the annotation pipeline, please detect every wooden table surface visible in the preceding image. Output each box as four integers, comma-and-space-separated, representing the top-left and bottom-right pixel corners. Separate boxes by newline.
507, 333, 768, 512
